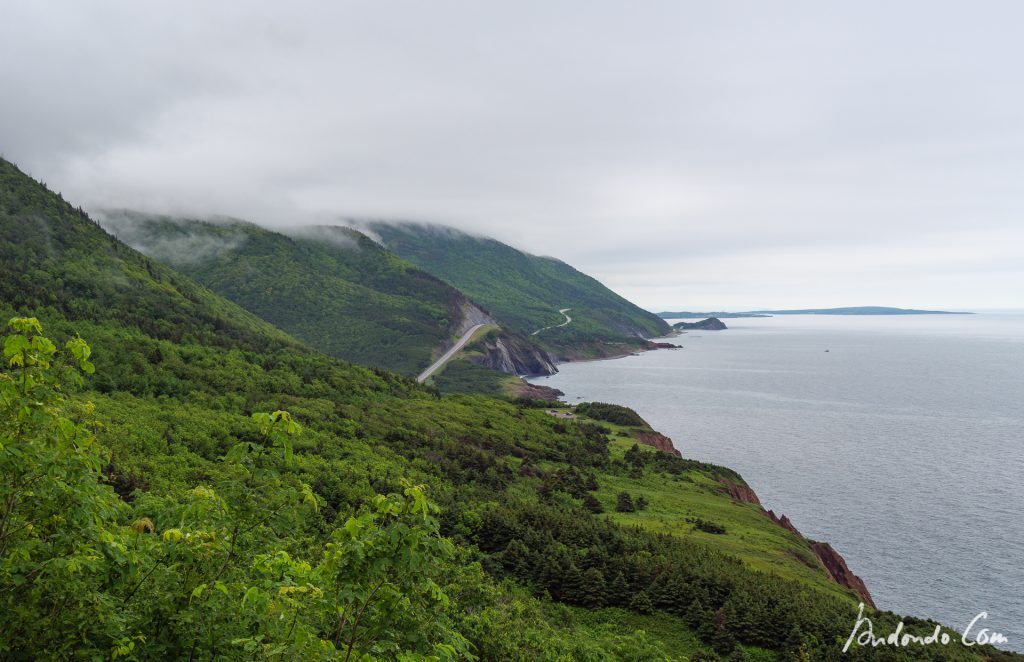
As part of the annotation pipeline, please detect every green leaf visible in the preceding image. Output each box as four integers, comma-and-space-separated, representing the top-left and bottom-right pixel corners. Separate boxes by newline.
162, 528, 183, 542
283, 436, 293, 464
301, 482, 319, 512
242, 586, 261, 607
4, 334, 29, 362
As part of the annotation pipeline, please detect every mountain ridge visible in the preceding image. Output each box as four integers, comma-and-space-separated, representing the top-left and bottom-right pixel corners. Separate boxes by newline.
97, 211, 557, 382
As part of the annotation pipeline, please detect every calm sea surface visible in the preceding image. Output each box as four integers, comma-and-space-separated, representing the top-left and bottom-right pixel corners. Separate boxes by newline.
529, 314, 1024, 650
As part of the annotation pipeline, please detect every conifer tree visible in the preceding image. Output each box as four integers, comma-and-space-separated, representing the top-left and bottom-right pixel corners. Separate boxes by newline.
562, 564, 584, 604
579, 568, 607, 609
629, 590, 654, 615
608, 571, 630, 606
615, 491, 635, 512
501, 538, 532, 581
711, 608, 738, 655
688, 598, 712, 631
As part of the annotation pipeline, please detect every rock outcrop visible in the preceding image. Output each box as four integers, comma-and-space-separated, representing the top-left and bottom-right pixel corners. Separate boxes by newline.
765, 509, 800, 534
636, 431, 682, 457
450, 299, 496, 336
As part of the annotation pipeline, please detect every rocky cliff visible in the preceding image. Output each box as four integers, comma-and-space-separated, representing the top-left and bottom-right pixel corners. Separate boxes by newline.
723, 481, 761, 505
636, 431, 682, 457
468, 330, 558, 377
811, 542, 876, 609
439, 299, 559, 377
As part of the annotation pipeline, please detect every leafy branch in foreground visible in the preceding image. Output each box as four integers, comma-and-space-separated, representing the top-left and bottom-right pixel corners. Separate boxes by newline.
0, 317, 126, 653
0, 318, 469, 660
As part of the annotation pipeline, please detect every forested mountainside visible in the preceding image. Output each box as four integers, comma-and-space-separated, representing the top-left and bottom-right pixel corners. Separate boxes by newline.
93, 213, 478, 375
364, 221, 671, 360
1, 157, 1016, 660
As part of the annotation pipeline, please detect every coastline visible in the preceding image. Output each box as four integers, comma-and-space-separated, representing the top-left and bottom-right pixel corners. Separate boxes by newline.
534, 313, 1024, 655
532, 338, 879, 610
549, 330, 686, 366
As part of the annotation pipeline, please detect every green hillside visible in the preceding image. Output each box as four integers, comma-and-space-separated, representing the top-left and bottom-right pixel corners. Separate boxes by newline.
1, 157, 1013, 660
97, 212, 473, 376
366, 221, 671, 359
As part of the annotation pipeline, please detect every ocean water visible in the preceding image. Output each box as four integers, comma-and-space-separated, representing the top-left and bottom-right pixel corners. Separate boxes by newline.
529, 314, 1024, 650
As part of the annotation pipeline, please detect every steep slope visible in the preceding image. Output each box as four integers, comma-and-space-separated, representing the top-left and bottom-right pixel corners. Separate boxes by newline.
364, 221, 671, 360
96, 212, 555, 378
1, 158, 1010, 660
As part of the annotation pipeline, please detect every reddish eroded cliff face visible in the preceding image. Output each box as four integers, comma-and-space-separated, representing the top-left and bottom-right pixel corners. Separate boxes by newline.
811, 542, 876, 609
723, 481, 876, 609
766, 509, 800, 534
636, 431, 682, 457
723, 482, 762, 505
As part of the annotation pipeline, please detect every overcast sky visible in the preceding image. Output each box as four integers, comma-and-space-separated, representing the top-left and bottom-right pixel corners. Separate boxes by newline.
2, 2, 1022, 310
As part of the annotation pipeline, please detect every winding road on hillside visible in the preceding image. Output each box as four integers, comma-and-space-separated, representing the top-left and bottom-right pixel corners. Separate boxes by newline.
416, 324, 487, 383
531, 308, 572, 336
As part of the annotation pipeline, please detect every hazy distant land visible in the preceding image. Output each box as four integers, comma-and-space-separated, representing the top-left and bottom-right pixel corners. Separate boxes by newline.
656, 306, 973, 319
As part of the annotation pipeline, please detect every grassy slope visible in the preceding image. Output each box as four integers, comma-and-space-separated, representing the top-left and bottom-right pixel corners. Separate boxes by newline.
97, 212, 469, 376
543, 410, 856, 603
366, 221, 671, 358
602, 436, 853, 602
1, 158, 1012, 660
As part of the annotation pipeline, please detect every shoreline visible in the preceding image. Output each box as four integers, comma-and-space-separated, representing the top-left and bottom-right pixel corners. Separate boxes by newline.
548, 330, 686, 367
529, 336, 881, 611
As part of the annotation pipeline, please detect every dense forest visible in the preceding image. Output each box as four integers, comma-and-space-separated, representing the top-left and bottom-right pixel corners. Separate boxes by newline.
1, 157, 1017, 659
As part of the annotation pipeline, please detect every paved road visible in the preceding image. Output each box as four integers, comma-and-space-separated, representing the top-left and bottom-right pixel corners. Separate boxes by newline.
416, 324, 488, 383
531, 308, 572, 336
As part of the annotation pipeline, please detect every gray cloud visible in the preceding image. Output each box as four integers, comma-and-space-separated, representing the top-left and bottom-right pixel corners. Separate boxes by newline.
2, 1, 1022, 309
283, 225, 363, 251
95, 211, 249, 265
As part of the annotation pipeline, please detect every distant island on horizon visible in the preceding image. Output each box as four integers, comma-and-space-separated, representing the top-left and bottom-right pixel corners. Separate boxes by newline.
657, 306, 974, 318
